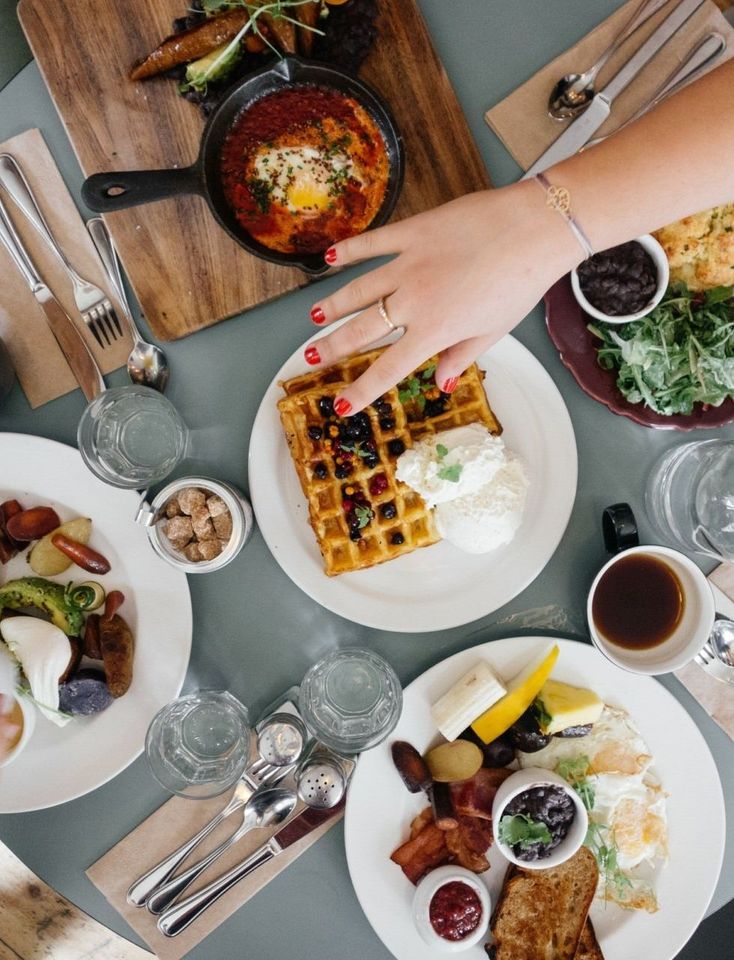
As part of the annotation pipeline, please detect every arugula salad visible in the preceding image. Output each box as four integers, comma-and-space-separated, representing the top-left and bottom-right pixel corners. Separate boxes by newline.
588, 284, 734, 415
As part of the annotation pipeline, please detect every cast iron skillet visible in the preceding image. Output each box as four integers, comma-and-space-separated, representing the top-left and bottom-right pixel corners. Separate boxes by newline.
82, 57, 405, 276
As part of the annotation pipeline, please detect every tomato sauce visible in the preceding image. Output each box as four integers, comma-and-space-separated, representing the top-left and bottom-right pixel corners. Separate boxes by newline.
219, 85, 389, 255
429, 880, 483, 941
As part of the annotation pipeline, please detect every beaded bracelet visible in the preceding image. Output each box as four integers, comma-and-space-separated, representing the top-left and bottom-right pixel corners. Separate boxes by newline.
534, 172, 595, 260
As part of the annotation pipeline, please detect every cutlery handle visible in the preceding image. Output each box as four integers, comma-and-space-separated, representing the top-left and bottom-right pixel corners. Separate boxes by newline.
0, 194, 41, 291
0, 154, 79, 280
157, 840, 280, 938
147, 820, 252, 915
86, 217, 143, 343
593, 0, 669, 77
126, 799, 242, 907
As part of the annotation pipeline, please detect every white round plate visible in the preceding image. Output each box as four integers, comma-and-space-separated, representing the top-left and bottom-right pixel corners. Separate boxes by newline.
249, 328, 577, 631
0, 434, 192, 812
344, 637, 725, 960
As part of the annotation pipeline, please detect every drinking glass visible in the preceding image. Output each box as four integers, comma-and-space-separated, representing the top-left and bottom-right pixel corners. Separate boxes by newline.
77, 385, 188, 488
645, 440, 734, 562
145, 691, 251, 799
299, 648, 402, 755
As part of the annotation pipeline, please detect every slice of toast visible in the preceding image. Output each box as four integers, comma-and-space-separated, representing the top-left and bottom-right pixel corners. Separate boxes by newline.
489, 847, 599, 960
575, 919, 604, 960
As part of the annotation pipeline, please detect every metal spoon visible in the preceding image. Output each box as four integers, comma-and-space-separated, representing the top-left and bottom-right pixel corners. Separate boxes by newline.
711, 617, 734, 668
548, 0, 669, 119
146, 787, 297, 915
86, 217, 170, 392
582, 33, 726, 150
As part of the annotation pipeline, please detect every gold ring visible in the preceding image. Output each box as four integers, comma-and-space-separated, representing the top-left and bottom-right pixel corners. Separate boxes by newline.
377, 297, 396, 332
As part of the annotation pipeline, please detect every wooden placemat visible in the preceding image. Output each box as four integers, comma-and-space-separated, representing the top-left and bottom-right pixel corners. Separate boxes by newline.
18, 0, 490, 342
0, 129, 131, 407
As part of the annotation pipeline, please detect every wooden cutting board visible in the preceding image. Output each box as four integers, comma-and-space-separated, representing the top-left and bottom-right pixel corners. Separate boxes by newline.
17, 0, 490, 341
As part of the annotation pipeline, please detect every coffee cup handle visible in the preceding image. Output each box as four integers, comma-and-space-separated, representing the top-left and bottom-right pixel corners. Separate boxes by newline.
602, 503, 640, 554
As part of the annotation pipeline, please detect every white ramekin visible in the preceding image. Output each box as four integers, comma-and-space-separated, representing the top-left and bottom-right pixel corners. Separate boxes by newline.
587, 544, 715, 675
412, 864, 491, 952
492, 767, 588, 871
142, 476, 254, 573
571, 234, 669, 324
0, 694, 36, 769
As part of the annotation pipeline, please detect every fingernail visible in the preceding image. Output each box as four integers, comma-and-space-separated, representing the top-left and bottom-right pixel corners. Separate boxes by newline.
324, 247, 337, 265
442, 376, 459, 394
305, 346, 321, 366
334, 397, 352, 417
311, 306, 326, 325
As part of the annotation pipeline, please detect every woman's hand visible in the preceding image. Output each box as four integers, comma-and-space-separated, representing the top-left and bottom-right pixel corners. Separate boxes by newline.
305, 182, 579, 414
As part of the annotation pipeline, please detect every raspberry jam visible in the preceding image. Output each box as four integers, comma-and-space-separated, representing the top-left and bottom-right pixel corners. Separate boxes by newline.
429, 880, 483, 942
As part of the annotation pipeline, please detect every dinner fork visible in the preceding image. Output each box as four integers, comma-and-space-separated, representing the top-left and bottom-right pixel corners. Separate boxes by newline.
126, 758, 296, 907
0, 154, 122, 348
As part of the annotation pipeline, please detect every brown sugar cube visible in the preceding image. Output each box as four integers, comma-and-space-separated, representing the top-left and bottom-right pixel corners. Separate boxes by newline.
191, 506, 216, 541
165, 497, 182, 518
198, 539, 223, 561
212, 511, 233, 540
206, 495, 228, 518
178, 487, 207, 516
164, 516, 193, 550
183, 542, 203, 562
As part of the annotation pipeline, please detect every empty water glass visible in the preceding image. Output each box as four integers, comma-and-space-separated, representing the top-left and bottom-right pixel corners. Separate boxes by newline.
145, 691, 251, 799
645, 440, 734, 562
77, 385, 188, 488
299, 648, 402, 755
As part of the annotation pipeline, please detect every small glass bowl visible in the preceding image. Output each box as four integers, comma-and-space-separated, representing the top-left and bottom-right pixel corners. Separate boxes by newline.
139, 476, 254, 573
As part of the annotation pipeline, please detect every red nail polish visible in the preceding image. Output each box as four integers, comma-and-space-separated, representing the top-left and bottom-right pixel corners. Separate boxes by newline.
334, 398, 352, 417
324, 247, 337, 265
311, 306, 326, 325
305, 346, 321, 366
442, 376, 459, 394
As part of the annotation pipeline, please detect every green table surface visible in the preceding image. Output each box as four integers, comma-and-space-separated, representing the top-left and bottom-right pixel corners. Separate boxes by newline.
0, 1, 733, 958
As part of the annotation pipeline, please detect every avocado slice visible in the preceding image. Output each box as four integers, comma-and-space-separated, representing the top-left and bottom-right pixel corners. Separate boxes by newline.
183, 40, 241, 92
0, 577, 83, 637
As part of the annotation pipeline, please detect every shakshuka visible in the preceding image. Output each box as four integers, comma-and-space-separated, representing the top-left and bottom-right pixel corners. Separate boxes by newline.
219, 85, 390, 255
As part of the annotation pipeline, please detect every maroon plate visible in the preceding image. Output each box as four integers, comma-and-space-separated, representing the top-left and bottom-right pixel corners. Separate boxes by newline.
544, 275, 734, 431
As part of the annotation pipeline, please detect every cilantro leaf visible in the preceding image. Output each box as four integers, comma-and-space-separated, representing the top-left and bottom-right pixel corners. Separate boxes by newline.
421, 363, 437, 381
437, 463, 463, 483
498, 814, 552, 851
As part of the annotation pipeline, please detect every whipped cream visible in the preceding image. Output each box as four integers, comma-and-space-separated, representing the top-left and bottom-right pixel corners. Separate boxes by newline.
396, 423, 528, 554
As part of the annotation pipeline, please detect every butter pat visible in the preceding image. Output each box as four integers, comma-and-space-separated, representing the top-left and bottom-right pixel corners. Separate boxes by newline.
431, 661, 506, 742
535, 679, 604, 735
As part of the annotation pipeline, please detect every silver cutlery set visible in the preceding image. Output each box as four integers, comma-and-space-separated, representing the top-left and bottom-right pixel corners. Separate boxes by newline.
128, 700, 353, 938
0, 154, 168, 395
526, 0, 726, 177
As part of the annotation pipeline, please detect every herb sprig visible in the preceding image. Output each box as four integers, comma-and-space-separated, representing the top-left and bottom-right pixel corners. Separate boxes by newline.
589, 283, 734, 416
498, 813, 552, 851
435, 439, 463, 483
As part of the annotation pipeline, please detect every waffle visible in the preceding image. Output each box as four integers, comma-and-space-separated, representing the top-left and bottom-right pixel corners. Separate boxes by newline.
278, 350, 502, 576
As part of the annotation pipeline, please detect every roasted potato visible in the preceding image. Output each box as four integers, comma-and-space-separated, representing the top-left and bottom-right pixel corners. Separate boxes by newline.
425, 740, 483, 783
29, 517, 92, 576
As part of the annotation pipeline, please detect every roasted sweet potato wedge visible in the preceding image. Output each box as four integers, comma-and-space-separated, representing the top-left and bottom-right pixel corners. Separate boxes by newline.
294, 0, 320, 55
130, 9, 250, 80
99, 614, 135, 698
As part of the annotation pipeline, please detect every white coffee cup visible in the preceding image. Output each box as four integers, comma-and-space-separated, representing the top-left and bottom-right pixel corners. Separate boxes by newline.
587, 544, 715, 675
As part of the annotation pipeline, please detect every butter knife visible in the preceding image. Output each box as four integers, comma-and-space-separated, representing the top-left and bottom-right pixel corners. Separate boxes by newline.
157, 801, 344, 937
524, 0, 706, 178
0, 195, 105, 401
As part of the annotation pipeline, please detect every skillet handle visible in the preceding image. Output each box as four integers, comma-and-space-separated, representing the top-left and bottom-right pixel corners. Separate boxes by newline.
82, 165, 202, 212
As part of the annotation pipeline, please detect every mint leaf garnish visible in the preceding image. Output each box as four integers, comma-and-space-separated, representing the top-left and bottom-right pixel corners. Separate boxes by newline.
437, 463, 463, 483
436, 443, 449, 459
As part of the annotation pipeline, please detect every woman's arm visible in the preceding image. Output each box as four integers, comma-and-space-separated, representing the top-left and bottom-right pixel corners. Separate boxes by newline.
304, 58, 734, 414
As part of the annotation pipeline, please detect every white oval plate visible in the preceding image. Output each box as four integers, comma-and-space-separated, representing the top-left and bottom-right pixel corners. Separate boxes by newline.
0, 434, 192, 812
249, 329, 577, 632
345, 636, 725, 960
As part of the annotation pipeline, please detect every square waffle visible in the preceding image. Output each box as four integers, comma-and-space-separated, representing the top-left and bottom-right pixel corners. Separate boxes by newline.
278, 349, 502, 576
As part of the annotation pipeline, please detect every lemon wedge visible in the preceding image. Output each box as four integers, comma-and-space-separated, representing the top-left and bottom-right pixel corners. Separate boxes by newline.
470, 644, 559, 744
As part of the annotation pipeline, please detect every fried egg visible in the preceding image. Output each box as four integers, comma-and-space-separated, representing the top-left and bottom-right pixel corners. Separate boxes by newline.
518, 706, 668, 912
253, 145, 356, 215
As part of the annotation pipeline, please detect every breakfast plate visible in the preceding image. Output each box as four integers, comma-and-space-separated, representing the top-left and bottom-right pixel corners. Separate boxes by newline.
0, 434, 192, 812
544, 276, 734, 430
249, 326, 577, 632
344, 636, 725, 960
